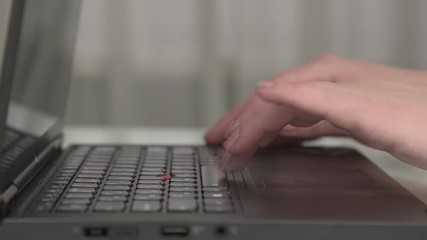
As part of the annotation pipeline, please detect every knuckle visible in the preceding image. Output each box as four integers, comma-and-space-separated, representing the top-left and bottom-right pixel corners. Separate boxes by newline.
316, 54, 341, 64
275, 67, 306, 83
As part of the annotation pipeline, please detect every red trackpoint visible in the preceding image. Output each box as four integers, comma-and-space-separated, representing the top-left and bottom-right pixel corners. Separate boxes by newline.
161, 175, 172, 181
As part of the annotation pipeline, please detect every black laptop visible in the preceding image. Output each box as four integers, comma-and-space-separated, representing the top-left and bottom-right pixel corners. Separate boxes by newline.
0, 0, 427, 239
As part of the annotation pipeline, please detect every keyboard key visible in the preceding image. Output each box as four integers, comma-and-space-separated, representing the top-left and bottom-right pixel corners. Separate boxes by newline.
114, 164, 138, 168
203, 186, 228, 192
203, 198, 231, 206
72, 183, 99, 189
61, 198, 91, 205
172, 147, 194, 155
137, 184, 164, 190
169, 187, 197, 192
103, 185, 131, 191
171, 166, 195, 170
115, 162, 139, 167
140, 172, 164, 176
134, 194, 163, 201
170, 182, 196, 187
141, 167, 166, 172
60, 169, 78, 174
112, 167, 136, 172
101, 190, 130, 196
49, 183, 67, 189
84, 162, 109, 167
132, 201, 161, 212
98, 196, 128, 202
136, 189, 163, 195
171, 170, 196, 174
143, 164, 167, 168
64, 193, 94, 199
203, 192, 229, 198
115, 157, 138, 162
105, 180, 133, 186
77, 174, 103, 179
201, 166, 226, 187
173, 173, 196, 178
94, 202, 125, 212
146, 147, 168, 154
56, 204, 88, 212
108, 176, 134, 181
138, 180, 165, 185
68, 187, 97, 194
171, 178, 196, 183
80, 170, 105, 175
44, 188, 64, 194
39, 197, 57, 202
42, 193, 60, 199
74, 178, 101, 184
33, 202, 54, 212
51, 180, 70, 185
172, 159, 194, 163
204, 205, 233, 213
144, 160, 167, 164
171, 162, 195, 166
168, 198, 198, 212
140, 176, 163, 180
81, 166, 107, 171
110, 172, 135, 177
169, 192, 197, 199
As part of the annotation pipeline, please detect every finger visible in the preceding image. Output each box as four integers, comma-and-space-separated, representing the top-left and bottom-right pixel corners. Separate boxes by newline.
220, 96, 302, 171
257, 78, 407, 156
208, 55, 352, 146
205, 98, 249, 144
259, 132, 280, 147
257, 80, 364, 133
256, 121, 347, 148
281, 121, 348, 139
207, 55, 344, 145
220, 56, 389, 171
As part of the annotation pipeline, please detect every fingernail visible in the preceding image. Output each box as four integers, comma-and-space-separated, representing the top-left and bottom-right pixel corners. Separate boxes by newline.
225, 119, 240, 139
257, 80, 275, 88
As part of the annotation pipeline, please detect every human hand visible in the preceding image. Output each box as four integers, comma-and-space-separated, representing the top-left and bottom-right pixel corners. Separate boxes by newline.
205, 55, 427, 171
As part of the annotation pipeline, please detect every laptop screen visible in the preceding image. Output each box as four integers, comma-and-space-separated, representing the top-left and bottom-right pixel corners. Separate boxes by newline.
0, 1, 12, 82
0, 0, 81, 192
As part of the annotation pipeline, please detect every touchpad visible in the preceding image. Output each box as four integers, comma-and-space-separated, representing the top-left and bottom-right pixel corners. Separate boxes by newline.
250, 167, 385, 190
246, 147, 393, 191
235, 147, 425, 221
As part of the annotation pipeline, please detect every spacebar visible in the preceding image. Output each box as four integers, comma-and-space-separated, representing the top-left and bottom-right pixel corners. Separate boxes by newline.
201, 166, 226, 187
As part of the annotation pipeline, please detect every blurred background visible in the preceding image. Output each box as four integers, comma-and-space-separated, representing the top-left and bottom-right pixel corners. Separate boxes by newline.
3, 0, 427, 128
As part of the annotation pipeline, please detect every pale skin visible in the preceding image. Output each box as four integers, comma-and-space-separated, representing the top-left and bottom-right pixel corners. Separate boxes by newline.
205, 55, 427, 171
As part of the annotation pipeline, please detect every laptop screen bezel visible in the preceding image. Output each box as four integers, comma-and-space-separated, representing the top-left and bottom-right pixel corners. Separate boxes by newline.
0, 0, 26, 148
0, 0, 81, 193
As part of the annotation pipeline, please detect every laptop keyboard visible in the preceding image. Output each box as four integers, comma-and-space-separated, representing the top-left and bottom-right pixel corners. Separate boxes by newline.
30, 145, 237, 214
0, 129, 35, 173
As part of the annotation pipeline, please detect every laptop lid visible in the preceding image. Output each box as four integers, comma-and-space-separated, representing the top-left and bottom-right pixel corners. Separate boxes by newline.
0, 0, 81, 194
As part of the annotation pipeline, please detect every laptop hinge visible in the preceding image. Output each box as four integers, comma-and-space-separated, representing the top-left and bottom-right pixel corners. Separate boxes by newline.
0, 138, 62, 218
0, 184, 18, 219
13, 138, 62, 189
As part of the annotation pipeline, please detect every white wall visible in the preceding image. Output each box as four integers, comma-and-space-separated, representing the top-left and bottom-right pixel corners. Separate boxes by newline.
64, 0, 427, 127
